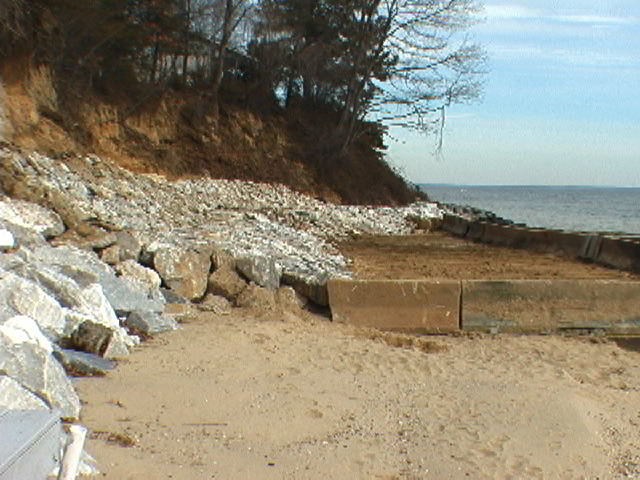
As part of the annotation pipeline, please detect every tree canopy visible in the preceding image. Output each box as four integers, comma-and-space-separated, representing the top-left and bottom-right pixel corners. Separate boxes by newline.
1, 0, 485, 154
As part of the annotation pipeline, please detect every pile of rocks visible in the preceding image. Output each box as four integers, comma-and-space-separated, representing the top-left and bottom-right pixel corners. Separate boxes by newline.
0, 145, 442, 474
437, 202, 520, 226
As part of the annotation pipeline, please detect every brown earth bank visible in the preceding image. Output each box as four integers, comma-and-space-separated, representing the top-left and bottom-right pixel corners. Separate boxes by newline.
78, 308, 640, 479
0, 55, 422, 206
337, 232, 640, 281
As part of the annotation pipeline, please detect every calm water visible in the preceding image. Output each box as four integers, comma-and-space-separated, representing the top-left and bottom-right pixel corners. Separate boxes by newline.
421, 185, 640, 235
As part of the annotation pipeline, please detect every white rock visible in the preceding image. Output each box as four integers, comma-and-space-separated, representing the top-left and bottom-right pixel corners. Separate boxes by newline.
2, 271, 66, 341
0, 198, 65, 238
0, 315, 53, 353
0, 333, 81, 419
0, 228, 14, 249
115, 260, 161, 291
0, 375, 49, 410
77, 283, 120, 330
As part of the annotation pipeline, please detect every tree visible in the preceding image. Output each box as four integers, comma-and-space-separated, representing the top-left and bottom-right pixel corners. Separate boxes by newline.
255, 0, 485, 151
339, 0, 485, 150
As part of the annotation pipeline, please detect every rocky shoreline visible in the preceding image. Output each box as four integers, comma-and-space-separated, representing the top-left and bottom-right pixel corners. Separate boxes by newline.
0, 145, 442, 476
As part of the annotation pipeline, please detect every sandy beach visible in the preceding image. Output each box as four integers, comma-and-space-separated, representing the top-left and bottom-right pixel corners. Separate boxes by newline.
77, 305, 640, 479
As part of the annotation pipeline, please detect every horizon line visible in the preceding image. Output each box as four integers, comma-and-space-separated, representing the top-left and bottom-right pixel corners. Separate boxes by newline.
418, 183, 640, 189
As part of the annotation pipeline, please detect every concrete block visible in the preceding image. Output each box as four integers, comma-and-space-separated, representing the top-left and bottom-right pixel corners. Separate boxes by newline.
462, 280, 640, 334
465, 221, 486, 241
441, 214, 469, 237
596, 238, 640, 272
579, 235, 603, 262
545, 231, 590, 257
480, 224, 534, 249
328, 279, 460, 333
521, 228, 552, 252
0, 409, 63, 480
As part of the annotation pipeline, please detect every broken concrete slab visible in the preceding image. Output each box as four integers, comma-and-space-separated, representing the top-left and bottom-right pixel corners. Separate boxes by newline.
0, 409, 63, 480
596, 238, 640, 273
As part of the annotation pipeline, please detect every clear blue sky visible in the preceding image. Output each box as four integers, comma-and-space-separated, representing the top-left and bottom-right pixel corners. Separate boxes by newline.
387, 0, 640, 187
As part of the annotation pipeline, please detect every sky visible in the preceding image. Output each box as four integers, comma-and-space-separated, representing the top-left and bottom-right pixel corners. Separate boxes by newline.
386, 0, 640, 187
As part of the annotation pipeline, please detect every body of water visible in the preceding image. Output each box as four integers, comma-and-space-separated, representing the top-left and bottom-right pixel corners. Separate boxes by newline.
421, 185, 640, 235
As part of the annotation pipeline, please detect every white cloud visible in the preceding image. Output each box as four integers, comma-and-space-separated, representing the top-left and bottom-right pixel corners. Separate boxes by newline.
483, 4, 638, 27
491, 43, 639, 69
484, 4, 541, 20
553, 14, 635, 26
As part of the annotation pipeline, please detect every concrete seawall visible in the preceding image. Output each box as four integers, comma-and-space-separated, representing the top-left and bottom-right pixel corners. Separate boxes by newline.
328, 278, 640, 335
441, 214, 640, 274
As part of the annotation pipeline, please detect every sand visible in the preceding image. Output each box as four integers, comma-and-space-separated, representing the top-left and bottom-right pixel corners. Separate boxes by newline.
337, 233, 640, 281
77, 307, 640, 479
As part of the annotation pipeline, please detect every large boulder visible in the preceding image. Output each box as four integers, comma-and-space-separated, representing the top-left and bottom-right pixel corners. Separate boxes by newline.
14, 264, 121, 335
153, 247, 211, 300
0, 375, 49, 410
114, 260, 162, 291
99, 232, 142, 265
197, 294, 232, 315
124, 311, 178, 336
67, 320, 134, 359
0, 270, 66, 341
235, 283, 277, 310
207, 267, 247, 301
0, 315, 54, 353
0, 198, 65, 238
27, 245, 164, 315
0, 228, 14, 250
236, 255, 281, 290
0, 322, 80, 419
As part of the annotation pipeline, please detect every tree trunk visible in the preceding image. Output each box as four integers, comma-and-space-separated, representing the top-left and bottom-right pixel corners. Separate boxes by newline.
211, 0, 235, 117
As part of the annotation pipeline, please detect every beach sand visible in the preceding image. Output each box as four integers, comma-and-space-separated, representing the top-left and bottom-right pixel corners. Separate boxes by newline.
77, 308, 640, 479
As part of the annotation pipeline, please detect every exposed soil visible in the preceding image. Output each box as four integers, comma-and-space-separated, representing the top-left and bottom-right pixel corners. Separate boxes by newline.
337, 232, 640, 281
0, 57, 422, 206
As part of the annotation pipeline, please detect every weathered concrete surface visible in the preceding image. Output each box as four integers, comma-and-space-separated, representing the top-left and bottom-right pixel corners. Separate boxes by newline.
462, 280, 640, 334
596, 238, 640, 272
442, 214, 469, 237
0, 409, 63, 480
328, 279, 460, 333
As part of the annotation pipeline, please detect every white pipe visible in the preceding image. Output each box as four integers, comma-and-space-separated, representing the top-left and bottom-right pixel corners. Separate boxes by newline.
58, 425, 87, 480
